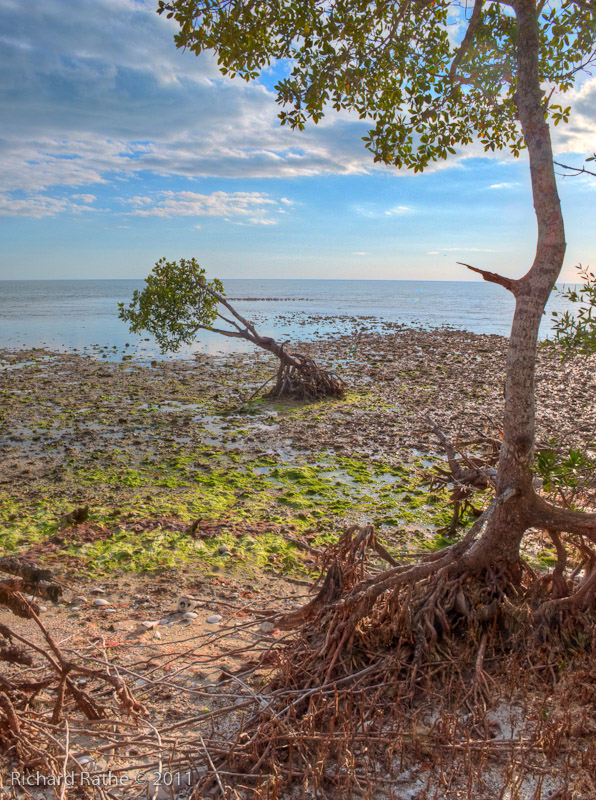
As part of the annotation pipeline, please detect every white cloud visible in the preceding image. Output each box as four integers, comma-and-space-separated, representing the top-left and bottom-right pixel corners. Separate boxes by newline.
427, 247, 498, 256
128, 190, 285, 225
0, 0, 377, 209
440, 247, 498, 252
72, 193, 96, 203
488, 182, 520, 190
352, 251, 369, 255
3, 0, 592, 222
551, 76, 596, 156
0, 193, 95, 217
385, 205, 412, 215
354, 204, 413, 219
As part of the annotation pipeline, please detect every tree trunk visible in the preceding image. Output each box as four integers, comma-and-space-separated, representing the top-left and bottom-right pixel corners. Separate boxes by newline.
463, 0, 566, 571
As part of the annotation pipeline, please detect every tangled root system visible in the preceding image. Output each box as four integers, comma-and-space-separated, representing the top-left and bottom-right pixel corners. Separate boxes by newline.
267, 354, 345, 400
189, 523, 596, 799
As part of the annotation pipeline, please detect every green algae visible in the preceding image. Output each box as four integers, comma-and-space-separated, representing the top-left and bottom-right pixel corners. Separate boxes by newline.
0, 443, 458, 574
0, 348, 477, 576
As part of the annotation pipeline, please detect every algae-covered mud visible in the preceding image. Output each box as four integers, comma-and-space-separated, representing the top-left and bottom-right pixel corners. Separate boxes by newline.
1, 325, 594, 578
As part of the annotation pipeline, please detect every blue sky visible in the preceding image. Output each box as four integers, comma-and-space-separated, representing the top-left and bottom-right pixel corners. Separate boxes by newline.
0, 0, 595, 282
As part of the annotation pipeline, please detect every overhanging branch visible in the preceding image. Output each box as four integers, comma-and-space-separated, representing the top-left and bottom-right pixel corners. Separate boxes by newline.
554, 160, 596, 178
200, 281, 259, 336
458, 262, 518, 294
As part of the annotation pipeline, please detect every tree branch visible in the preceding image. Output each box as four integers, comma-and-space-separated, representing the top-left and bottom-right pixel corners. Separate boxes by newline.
458, 262, 518, 294
208, 326, 255, 341
553, 160, 596, 178
449, 0, 484, 82
201, 282, 259, 336
530, 492, 596, 538
215, 310, 245, 333
570, 0, 596, 12
427, 416, 462, 477
188, 321, 254, 342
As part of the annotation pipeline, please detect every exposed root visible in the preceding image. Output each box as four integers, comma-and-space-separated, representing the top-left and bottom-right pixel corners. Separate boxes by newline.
3, 536, 596, 799
426, 416, 499, 534
267, 353, 345, 400
0, 560, 146, 783
188, 518, 596, 799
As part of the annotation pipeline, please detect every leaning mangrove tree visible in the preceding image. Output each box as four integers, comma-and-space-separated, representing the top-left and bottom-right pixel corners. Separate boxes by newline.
119, 257, 344, 399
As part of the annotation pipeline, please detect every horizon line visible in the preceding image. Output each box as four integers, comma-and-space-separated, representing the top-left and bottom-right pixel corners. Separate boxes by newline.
0, 277, 533, 284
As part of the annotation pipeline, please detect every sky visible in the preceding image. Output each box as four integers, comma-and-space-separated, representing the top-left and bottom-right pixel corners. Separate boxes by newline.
0, 0, 595, 282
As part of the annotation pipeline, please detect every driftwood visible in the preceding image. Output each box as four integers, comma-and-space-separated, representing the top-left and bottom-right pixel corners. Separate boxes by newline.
0, 556, 63, 603
0, 556, 146, 770
426, 417, 498, 533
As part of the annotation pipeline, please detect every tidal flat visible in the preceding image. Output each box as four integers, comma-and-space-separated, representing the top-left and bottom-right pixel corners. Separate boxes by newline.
2, 325, 596, 799
1, 324, 594, 579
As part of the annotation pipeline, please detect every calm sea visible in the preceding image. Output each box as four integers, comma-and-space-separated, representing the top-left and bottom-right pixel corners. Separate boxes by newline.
0, 279, 576, 360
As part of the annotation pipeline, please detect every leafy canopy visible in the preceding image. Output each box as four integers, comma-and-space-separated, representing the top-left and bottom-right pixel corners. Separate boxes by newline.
550, 265, 596, 356
118, 257, 224, 352
158, 0, 596, 171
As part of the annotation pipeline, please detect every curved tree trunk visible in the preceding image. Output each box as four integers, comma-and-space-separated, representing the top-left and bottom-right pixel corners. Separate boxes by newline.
199, 284, 345, 399
244, 329, 344, 399
463, 0, 566, 572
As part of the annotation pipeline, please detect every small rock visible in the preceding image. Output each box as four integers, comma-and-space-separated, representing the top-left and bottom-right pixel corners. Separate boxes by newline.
103, 609, 117, 614
182, 611, 198, 621
90, 588, 105, 595
260, 621, 275, 633
93, 598, 109, 607
70, 606, 80, 612
206, 614, 222, 625
39, 606, 47, 613
177, 596, 197, 612
73, 595, 88, 603
218, 544, 230, 554
140, 620, 159, 630
153, 630, 162, 640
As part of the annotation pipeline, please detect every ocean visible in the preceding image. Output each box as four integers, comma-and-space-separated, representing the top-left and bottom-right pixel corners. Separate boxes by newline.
0, 279, 577, 361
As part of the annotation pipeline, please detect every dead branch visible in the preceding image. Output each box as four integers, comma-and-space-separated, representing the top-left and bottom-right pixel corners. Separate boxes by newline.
458, 262, 518, 293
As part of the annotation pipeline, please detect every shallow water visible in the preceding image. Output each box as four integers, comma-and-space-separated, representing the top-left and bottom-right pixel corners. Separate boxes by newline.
0, 278, 577, 360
